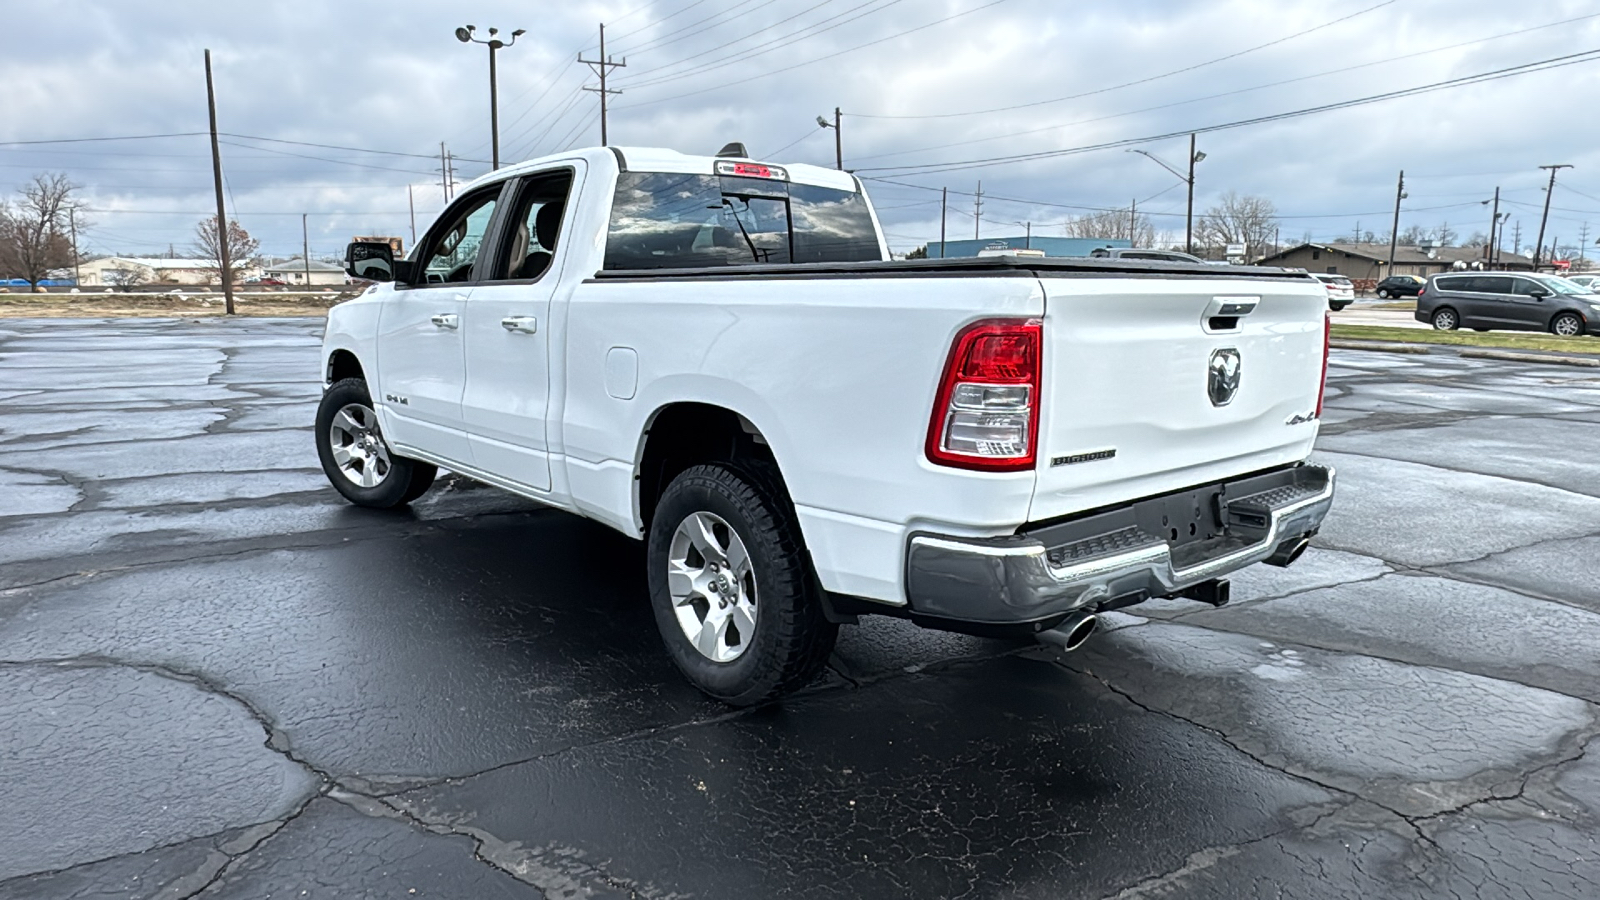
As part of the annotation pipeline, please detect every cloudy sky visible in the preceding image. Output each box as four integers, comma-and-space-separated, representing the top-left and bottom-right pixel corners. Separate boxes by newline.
6, 0, 1600, 261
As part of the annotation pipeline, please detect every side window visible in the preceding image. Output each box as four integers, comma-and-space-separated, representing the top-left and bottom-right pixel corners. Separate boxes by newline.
1472, 276, 1513, 294
418, 187, 500, 284
488, 170, 575, 282
1510, 278, 1542, 296
1311, 250, 1321, 260
1435, 276, 1466, 292
605, 174, 732, 269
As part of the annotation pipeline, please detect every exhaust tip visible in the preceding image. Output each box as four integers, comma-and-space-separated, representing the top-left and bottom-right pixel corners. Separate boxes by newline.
1265, 536, 1313, 568
1039, 613, 1098, 653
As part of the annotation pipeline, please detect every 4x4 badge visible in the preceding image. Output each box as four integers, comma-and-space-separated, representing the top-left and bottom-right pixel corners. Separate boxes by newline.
1208, 348, 1241, 407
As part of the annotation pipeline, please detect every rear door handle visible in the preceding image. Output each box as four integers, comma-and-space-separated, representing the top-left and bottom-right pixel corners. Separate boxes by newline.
501, 316, 538, 334
430, 313, 459, 330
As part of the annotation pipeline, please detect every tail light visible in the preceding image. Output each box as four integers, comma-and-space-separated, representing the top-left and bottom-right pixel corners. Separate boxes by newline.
926, 318, 1042, 472
1315, 312, 1331, 418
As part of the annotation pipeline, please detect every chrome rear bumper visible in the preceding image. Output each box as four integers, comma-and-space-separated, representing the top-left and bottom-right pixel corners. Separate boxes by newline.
904, 464, 1335, 624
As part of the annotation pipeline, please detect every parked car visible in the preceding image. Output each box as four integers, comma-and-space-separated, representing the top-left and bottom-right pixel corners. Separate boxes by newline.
318, 144, 1335, 705
1415, 272, 1600, 336
1089, 247, 1206, 263
1374, 274, 1425, 299
1311, 273, 1354, 311
1566, 273, 1600, 290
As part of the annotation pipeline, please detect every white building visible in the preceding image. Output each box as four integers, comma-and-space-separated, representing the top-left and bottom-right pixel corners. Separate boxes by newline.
75, 257, 261, 287
261, 258, 348, 286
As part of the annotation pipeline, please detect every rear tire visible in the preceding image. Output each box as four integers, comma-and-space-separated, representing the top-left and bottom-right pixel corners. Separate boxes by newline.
315, 378, 437, 508
1552, 312, 1585, 337
1432, 308, 1459, 331
1331, 302, 1349, 312
1376, 289, 1390, 299
646, 462, 837, 706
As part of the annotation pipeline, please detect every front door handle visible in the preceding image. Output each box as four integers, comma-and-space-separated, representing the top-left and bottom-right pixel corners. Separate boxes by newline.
430, 313, 460, 330
501, 316, 538, 334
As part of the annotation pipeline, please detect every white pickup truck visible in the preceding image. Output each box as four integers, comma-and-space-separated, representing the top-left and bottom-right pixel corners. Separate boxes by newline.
319, 144, 1335, 705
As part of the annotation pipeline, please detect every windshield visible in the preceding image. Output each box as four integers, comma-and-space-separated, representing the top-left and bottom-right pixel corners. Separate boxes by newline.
1536, 275, 1591, 294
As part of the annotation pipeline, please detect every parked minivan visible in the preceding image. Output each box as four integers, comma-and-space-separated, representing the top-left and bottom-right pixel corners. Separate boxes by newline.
1415, 272, 1599, 336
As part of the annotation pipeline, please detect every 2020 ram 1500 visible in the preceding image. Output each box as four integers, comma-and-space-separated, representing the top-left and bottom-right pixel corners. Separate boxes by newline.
320, 144, 1335, 705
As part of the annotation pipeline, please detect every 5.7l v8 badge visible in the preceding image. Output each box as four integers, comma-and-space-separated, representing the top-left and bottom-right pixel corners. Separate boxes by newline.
1208, 348, 1241, 407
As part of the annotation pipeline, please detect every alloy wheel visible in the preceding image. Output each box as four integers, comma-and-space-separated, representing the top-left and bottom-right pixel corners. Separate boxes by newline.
667, 511, 757, 663
328, 403, 392, 488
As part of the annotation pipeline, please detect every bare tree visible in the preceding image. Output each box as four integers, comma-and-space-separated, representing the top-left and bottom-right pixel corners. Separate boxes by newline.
105, 262, 151, 288
1432, 221, 1458, 246
1063, 206, 1158, 248
193, 216, 259, 285
1398, 224, 1429, 246
0, 173, 82, 289
1194, 192, 1276, 258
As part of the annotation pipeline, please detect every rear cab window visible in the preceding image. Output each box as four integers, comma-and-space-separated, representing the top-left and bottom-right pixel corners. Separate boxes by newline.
603, 171, 882, 269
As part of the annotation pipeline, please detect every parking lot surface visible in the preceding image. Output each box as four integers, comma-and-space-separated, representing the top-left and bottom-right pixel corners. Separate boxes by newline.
4, 317, 1600, 899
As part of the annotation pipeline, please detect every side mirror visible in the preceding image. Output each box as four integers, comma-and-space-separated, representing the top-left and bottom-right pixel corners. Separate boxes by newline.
346, 241, 398, 282
1529, 288, 1550, 299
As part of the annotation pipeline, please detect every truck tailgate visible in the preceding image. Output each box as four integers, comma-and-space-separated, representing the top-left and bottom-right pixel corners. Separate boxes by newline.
1028, 274, 1326, 524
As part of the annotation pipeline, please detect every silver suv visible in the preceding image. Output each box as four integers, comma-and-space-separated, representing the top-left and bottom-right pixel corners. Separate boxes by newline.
1414, 272, 1599, 337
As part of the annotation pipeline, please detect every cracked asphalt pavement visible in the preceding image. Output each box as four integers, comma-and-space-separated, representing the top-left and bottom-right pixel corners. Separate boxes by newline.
3, 317, 1600, 898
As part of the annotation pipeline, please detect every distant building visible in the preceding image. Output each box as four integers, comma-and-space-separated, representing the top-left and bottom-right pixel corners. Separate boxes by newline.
1255, 242, 1535, 280
74, 256, 258, 286
924, 237, 1133, 258
262, 257, 347, 286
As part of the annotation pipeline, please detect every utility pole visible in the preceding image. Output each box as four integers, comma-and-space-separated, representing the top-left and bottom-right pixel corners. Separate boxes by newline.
440, 143, 451, 201
1513, 220, 1522, 257
939, 187, 947, 258
973, 181, 983, 240
1579, 222, 1590, 262
446, 150, 456, 199
1386, 170, 1405, 276
579, 24, 626, 146
1129, 198, 1137, 244
407, 185, 416, 246
1025, 221, 1032, 250
68, 208, 80, 287
204, 49, 235, 316
1486, 187, 1500, 265
1185, 133, 1197, 255
302, 214, 311, 288
1534, 163, 1572, 270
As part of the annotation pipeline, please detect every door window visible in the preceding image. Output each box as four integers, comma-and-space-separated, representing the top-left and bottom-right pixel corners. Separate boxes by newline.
1434, 276, 1467, 292
418, 188, 501, 284
1510, 278, 1545, 296
1467, 276, 1513, 295
488, 171, 575, 282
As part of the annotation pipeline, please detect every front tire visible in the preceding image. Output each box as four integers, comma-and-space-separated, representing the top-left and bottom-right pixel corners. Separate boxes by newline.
315, 377, 437, 508
1552, 312, 1585, 337
1376, 289, 1390, 299
646, 463, 836, 706
1432, 307, 1459, 331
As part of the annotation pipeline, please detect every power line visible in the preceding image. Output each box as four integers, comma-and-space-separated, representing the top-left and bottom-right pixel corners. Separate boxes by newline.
613, 0, 771, 57
619, 0, 886, 88
607, 0, 719, 44
846, 11, 1600, 165
616, 0, 1007, 109
0, 132, 207, 146
851, 0, 1398, 120
857, 47, 1600, 176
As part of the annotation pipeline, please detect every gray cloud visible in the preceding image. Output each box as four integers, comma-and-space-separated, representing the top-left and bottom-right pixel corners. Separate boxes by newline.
5, 0, 1600, 259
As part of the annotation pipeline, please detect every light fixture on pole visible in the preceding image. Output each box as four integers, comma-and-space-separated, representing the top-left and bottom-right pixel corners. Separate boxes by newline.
816, 108, 842, 170
1128, 138, 1203, 254
455, 24, 525, 170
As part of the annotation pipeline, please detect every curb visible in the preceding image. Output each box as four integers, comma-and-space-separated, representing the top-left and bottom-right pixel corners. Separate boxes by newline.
1458, 349, 1600, 369
1329, 340, 1431, 355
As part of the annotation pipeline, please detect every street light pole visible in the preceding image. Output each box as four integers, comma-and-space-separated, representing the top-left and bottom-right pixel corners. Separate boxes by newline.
1534, 163, 1572, 270
1186, 133, 1197, 255
1129, 140, 1203, 253
204, 49, 235, 316
456, 25, 525, 170
816, 109, 842, 169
